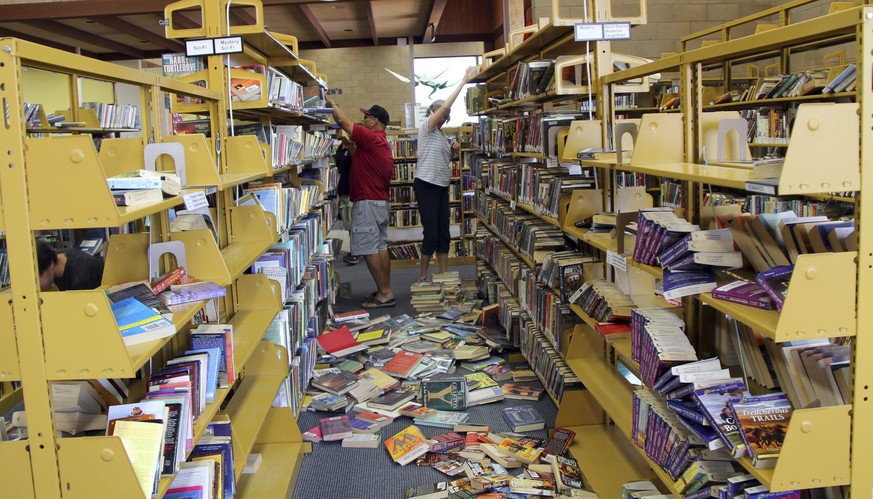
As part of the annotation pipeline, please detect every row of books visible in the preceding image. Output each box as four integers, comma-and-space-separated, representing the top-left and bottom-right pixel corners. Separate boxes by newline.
388, 137, 418, 159
509, 59, 555, 101
517, 163, 595, 219
517, 266, 578, 347
241, 180, 322, 234
739, 107, 792, 145
80, 101, 139, 129
386, 240, 467, 260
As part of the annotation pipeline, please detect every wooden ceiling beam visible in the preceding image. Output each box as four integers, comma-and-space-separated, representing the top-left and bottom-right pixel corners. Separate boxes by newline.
165, 12, 200, 31
365, 1, 378, 46
229, 8, 258, 29
0, 27, 89, 55
298, 4, 331, 48
0, 0, 371, 21
91, 16, 184, 52
423, 0, 449, 44
27, 20, 145, 59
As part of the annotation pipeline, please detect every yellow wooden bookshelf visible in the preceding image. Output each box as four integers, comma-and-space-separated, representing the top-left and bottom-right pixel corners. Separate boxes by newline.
466, 0, 871, 496
0, 0, 329, 496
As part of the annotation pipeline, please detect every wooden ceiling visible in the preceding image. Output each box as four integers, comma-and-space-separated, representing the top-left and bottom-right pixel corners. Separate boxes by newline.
0, 0, 505, 61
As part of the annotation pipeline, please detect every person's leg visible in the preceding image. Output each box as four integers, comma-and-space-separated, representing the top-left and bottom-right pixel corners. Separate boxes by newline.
414, 178, 438, 280
354, 201, 393, 307
436, 184, 451, 273
340, 196, 358, 264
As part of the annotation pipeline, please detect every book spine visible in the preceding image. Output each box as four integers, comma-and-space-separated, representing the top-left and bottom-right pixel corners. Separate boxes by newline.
107, 177, 163, 189
151, 267, 187, 294
710, 289, 771, 310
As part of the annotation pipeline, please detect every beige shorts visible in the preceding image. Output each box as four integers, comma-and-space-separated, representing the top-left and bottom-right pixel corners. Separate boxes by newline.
350, 200, 389, 255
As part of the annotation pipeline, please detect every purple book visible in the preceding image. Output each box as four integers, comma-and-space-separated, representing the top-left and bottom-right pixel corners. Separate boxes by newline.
756, 266, 794, 311
160, 281, 226, 305
711, 281, 774, 310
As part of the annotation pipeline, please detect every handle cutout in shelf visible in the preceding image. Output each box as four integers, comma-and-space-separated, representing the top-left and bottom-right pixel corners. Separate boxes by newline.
614, 119, 639, 164
555, 54, 594, 96
550, 0, 647, 25
226, 0, 264, 35
0, 299, 20, 382
164, 0, 206, 40
702, 111, 750, 163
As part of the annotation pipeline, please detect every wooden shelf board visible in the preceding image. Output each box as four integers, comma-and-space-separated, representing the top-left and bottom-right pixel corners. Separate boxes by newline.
698, 293, 777, 339
221, 240, 273, 283
515, 201, 561, 229
226, 373, 286, 479
473, 24, 573, 82
566, 424, 653, 496
231, 308, 291, 377
565, 357, 636, 436
613, 339, 642, 381
704, 91, 856, 110
27, 127, 139, 134
116, 301, 205, 375
217, 171, 268, 190
236, 442, 308, 498
623, 162, 753, 189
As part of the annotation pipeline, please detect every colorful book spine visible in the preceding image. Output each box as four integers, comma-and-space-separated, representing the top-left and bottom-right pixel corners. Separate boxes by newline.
711, 281, 774, 310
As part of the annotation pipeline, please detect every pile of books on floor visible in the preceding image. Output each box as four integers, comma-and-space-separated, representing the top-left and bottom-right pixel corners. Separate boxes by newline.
431, 271, 465, 308
410, 281, 449, 313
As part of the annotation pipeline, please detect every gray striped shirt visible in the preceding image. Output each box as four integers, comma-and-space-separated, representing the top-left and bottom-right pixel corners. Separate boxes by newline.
415, 119, 452, 187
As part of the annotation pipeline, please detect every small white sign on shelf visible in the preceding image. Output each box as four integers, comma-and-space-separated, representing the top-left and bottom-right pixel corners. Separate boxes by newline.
185, 39, 214, 56
183, 191, 210, 211
214, 36, 243, 55
606, 250, 628, 272
574, 22, 632, 41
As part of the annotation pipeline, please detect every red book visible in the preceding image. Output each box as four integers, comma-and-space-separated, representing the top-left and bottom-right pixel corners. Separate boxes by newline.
316, 326, 368, 357
151, 266, 187, 294
594, 322, 632, 343
334, 309, 370, 323
381, 351, 424, 378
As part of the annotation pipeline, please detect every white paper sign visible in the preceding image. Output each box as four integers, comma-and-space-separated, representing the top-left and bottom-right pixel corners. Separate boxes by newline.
214, 36, 243, 54
575, 22, 632, 41
185, 39, 214, 56
606, 250, 628, 272
183, 191, 209, 211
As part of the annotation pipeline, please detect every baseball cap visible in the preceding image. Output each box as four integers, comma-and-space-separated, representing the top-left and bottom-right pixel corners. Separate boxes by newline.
360, 105, 390, 126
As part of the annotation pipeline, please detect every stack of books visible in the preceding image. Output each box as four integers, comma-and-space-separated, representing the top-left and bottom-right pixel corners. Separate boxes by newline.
410, 281, 447, 313
431, 272, 465, 308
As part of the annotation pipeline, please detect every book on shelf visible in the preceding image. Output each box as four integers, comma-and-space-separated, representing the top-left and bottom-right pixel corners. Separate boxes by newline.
501, 405, 545, 433
110, 419, 165, 497
729, 393, 793, 468
189, 324, 234, 388
755, 265, 793, 311
711, 281, 774, 310
159, 281, 226, 305
110, 296, 176, 346
111, 188, 164, 206
692, 380, 750, 457
107, 170, 182, 196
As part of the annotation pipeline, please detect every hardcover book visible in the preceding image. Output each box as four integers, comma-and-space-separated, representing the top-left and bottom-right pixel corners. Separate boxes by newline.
368, 390, 416, 411
311, 370, 359, 396
382, 351, 425, 379
422, 377, 468, 411
541, 428, 576, 461
501, 405, 545, 432
316, 326, 368, 357
427, 431, 465, 453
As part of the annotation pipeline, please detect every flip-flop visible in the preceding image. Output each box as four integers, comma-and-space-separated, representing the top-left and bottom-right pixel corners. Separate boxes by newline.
361, 297, 396, 309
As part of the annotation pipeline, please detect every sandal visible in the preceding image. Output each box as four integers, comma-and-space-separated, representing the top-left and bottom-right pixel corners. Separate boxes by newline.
361, 296, 396, 309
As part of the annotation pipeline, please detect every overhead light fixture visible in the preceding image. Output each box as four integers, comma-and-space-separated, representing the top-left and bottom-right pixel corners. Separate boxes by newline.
344, 29, 353, 32
84, 20, 96, 24
428, 23, 436, 43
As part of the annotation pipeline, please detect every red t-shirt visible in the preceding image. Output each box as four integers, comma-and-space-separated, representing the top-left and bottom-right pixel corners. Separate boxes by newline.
350, 124, 394, 201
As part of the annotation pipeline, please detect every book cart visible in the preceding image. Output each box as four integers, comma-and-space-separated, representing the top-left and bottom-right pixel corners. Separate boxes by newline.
0, 0, 331, 496
385, 127, 476, 268
561, 1, 866, 495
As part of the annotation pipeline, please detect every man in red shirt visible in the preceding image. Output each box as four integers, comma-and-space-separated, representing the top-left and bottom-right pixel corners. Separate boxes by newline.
327, 99, 396, 308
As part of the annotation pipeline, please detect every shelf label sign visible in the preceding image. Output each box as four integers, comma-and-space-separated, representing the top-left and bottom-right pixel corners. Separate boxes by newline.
214, 36, 243, 54
574, 23, 631, 41
185, 39, 214, 56
183, 191, 210, 211
606, 250, 628, 272
185, 36, 243, 57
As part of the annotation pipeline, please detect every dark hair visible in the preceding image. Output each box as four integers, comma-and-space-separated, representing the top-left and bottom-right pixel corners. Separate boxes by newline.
37, 241, 58, 274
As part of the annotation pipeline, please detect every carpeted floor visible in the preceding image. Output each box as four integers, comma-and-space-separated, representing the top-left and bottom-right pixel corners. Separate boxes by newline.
290, 260, 559, 499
